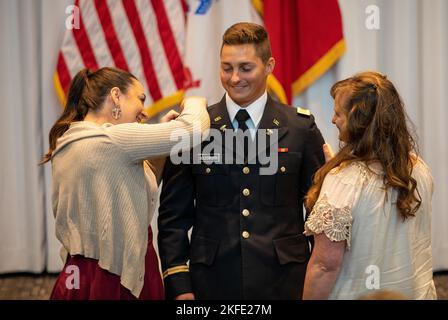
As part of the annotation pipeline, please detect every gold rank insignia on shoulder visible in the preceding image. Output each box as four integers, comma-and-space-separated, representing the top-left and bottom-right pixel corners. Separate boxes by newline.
297, 107, 311, 117
214, 116, 222, 122
273, 118, 280, 126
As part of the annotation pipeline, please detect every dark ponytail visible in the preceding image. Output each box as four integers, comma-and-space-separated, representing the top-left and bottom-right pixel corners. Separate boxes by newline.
40, 67, 137, 164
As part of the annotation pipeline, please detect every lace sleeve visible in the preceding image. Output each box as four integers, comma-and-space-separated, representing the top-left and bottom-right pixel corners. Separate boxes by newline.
304, 194, 353, 250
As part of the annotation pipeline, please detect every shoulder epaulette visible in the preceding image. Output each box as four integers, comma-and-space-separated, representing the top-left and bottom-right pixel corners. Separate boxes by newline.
296, 107, 311, 117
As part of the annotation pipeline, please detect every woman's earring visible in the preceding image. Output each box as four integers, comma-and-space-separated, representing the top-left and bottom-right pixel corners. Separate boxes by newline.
112, 105, 122, 120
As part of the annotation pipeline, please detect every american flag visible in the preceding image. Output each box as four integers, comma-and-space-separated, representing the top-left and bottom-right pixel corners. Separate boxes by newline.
54, 0, 195, 118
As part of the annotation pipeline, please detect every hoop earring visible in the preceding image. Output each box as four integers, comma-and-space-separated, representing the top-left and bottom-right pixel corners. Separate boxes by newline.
112, 105, 122, 120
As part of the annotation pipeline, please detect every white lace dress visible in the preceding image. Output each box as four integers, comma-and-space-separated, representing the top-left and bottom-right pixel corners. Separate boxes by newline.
304, 160, 437, 300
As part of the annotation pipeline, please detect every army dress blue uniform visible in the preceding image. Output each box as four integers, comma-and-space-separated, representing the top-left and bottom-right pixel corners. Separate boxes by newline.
158, 94, 325, 299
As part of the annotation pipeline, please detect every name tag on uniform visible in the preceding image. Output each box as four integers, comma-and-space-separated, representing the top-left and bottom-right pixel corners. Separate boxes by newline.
198, 153, 221, 163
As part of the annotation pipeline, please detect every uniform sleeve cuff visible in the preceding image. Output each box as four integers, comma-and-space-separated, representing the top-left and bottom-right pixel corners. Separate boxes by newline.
163, 270, 193, 299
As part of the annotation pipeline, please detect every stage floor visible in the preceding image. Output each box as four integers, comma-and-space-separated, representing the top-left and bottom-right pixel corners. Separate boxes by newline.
0, 272, 446, 300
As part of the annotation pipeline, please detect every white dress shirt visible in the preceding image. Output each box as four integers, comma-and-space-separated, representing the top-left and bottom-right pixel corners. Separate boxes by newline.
225, 91, 267, 139
304, 159, 437, 299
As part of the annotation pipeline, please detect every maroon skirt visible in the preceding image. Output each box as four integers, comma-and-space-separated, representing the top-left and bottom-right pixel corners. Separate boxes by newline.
50, 227, 164, 300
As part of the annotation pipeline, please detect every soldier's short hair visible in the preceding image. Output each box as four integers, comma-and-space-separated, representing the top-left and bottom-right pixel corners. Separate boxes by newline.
221, 22, 272, 63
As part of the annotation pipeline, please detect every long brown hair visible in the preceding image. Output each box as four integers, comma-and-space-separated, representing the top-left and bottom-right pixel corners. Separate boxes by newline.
305, 71, 421, 220
40, 67, 136, 164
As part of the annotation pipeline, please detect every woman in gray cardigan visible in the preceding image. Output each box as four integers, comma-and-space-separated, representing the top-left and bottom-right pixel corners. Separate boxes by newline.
41, 67, 209, 299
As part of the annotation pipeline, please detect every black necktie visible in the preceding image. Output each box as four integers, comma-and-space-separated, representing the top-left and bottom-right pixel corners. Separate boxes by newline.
235, 109, 250, 131
235, 109, 250, 163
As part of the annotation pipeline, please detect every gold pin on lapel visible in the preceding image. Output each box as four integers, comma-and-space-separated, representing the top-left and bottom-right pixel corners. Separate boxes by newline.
220, 124, 227, 132
273, 119, 280, 126
214, 116, 222, 122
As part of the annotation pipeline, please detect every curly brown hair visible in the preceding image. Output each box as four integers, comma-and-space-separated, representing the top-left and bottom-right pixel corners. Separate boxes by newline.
305, 71, 421, 220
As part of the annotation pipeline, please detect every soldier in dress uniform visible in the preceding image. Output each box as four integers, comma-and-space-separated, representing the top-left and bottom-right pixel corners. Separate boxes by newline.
158, 22, 325, 300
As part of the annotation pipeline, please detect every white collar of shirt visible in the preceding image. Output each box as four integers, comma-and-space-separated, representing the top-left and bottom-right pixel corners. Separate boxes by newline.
226, 91, 267, 130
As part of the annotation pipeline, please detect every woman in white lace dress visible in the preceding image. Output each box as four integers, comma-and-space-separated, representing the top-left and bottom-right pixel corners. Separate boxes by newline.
302, 71, 437, 300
